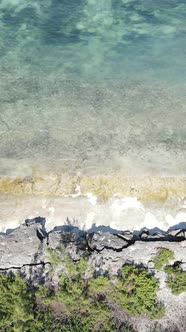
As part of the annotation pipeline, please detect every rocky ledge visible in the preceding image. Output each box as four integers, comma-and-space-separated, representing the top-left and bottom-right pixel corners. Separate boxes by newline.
0, 216, 186, 271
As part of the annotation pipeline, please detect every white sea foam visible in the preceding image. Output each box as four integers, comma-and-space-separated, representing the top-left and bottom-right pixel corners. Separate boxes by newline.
139, 212, 166, 231
175, 211, 186, 223
0, 195, 185, 234
110, 197, 144, 218
85, 212, 96, 229
86, 193, 97, 206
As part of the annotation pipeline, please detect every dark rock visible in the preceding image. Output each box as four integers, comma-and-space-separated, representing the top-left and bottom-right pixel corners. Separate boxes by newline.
25, 217, 48, 242
168, 229, 185, 239
117, 231, 137, 242
36, 227, 47, 242
87, 232, 128, 251
139, 228, 149, 239
60, 230, 87, 247
138, 227, 186, 242
0, 224, 46, 269
25, 216, 46, 227
143, 232, 167, 241
48, 230, 87, 250
47, 230, 87, 261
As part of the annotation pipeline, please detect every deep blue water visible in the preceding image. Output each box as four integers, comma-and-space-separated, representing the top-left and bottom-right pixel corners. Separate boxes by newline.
0, 0, 186, 82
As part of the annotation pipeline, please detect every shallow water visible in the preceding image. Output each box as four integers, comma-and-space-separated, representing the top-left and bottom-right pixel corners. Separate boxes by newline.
0, 0, 186, 177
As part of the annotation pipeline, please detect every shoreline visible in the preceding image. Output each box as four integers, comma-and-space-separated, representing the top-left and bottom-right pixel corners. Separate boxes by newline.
0, 179, 185, 234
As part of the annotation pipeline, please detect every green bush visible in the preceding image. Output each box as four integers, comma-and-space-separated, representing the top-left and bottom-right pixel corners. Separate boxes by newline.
0, 274, 35, 331
110, 265, 164, 319
153, 248, 174, 270
57, 258, 113, 330
164, 265, 186, 295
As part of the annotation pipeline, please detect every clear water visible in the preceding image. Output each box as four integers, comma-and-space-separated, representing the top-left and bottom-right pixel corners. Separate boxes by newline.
0, 0, 186, 177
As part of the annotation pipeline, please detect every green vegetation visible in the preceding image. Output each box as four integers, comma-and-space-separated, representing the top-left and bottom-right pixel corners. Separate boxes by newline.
153, 248, 174, 270
0, 271, 135, 332
47, 248, 62, 268
0, 274, 34, 331
111, 265, 164, 319
164, 265, 186, 295
151, 246, 186, 296
0, 249, 165, 331
152, 248, 186, 295
39, 260, 163, 320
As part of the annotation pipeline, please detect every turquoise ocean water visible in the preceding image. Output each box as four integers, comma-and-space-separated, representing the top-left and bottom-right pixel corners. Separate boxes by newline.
0, 0, 185, 176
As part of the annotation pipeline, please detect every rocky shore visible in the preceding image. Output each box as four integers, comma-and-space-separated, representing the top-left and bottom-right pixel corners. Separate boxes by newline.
0, 216, 186, 271
0, 217, 186, 332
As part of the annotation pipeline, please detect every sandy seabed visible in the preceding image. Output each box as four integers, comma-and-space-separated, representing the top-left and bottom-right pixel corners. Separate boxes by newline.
0, 70, 185, 233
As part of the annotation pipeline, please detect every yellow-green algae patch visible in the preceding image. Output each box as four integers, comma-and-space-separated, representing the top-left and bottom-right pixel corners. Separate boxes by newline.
0, 173, 185, 202
79, 175, 186, 202
0, 177, 34, 195
0, 173, 77, 197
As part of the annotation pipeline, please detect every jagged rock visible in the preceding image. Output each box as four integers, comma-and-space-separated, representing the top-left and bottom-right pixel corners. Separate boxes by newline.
142, 232, 167, 241
168, 229, 186, 239
118, 231, 137, 242
60, 230, 87, 249
48, 230, 87, 249
65, 244, 83, 262
1, 220, 186, 280
36, 228, 47, 241
139, 228, 186, 242
87, 232, 128, 251
25, 216, 48, 242
139, 228, 149, 239
47, 230, 87, 261
25, 216, 46, 227
0, 224, 47, 269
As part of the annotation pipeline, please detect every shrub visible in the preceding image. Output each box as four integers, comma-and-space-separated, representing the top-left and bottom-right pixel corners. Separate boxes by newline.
164, 265, 186, 295
0, 273, 34, 331
153, 248, 174, 270
47, 248, 62, 268
109, 265, 164, 319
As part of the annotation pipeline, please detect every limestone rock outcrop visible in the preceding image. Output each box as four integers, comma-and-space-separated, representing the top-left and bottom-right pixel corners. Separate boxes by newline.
0, 217, 185, 275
